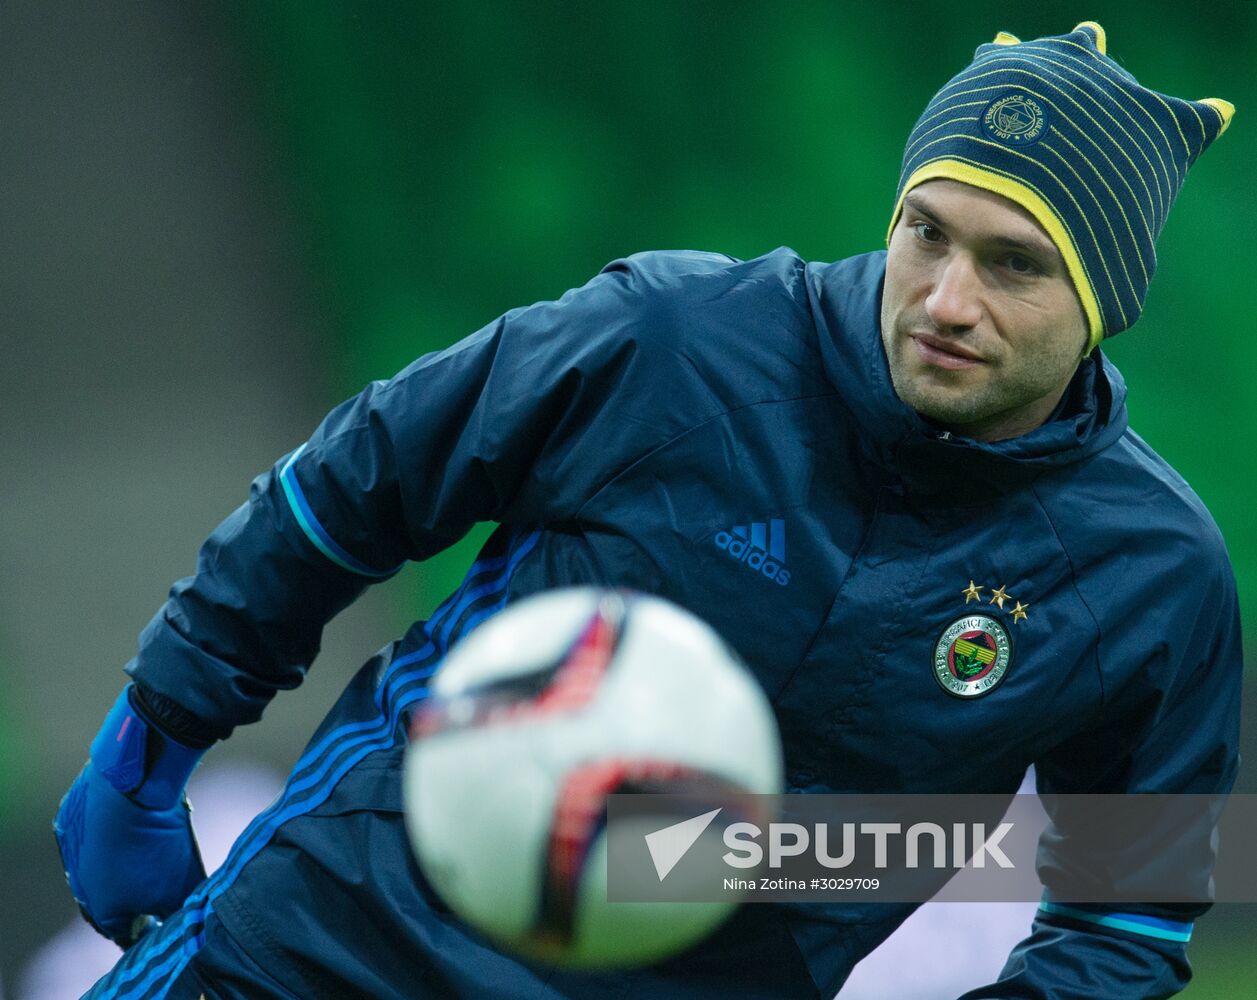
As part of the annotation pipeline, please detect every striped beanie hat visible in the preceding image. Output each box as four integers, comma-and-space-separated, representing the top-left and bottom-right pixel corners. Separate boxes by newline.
889, 22, 1233, 351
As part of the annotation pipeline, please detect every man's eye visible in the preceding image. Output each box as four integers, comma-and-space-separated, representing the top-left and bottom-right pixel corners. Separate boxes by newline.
912, 222, 944, 244
1004, 254, 1040, 276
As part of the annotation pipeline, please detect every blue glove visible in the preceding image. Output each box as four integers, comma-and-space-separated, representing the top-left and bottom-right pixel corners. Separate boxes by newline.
54, 685, 208, 946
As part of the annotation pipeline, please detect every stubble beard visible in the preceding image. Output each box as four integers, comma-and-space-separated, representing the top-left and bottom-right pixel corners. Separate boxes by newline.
889, 355, 1002, 428
882, 321, 1003, 429
883, 318, 1063, 435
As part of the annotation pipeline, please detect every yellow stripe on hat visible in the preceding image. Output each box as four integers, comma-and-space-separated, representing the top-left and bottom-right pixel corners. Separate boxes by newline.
1200, 98, 1235, 137
1073, 21, 1107, 55
888, 159, 1105, 354
993, 32, 1021, 46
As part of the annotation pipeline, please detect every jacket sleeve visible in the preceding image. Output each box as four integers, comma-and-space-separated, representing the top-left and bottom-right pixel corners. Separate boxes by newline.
961, 557, 1243, 1000
125, 253, 724, 738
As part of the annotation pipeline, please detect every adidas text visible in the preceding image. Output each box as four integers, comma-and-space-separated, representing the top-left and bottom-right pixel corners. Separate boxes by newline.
714, 531, 790, 586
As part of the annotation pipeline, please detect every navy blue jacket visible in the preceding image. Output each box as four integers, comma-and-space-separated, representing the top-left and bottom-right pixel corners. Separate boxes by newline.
118, 248, 1241, 998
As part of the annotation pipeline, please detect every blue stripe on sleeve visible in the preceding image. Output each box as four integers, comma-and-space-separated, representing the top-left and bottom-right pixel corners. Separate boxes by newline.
279, 444, 405, 578
1039, 902, 1194, 943
93, 530, 541, 999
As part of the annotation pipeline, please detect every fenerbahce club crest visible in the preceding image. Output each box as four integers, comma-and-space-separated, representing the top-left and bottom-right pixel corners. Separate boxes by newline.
933, 615, 1012, 698
980, 93, 1047, 146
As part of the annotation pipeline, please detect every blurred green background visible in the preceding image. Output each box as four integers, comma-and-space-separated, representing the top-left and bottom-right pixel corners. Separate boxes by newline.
0, 1, 1251, 994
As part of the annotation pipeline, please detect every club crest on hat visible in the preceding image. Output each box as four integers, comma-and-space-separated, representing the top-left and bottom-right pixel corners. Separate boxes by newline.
980, 92, 1047, 146
933, 615, 1012, 698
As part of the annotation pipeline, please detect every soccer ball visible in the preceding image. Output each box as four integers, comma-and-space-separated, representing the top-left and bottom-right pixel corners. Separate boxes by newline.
402, 587, 782, 968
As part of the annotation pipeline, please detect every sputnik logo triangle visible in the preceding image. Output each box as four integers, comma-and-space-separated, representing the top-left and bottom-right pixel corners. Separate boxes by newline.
644, 808, 722, 881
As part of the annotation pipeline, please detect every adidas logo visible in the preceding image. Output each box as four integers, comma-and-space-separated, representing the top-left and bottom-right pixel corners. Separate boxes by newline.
713, 519, 791, 587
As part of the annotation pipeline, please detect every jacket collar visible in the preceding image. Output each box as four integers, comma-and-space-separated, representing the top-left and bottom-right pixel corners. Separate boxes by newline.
806, 251, 1129, 499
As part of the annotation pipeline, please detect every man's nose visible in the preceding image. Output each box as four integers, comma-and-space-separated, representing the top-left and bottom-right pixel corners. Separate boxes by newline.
925, 255, 983, 332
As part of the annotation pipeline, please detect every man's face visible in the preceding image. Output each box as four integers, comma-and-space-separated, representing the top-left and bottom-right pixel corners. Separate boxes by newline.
879, 179, 1089, 442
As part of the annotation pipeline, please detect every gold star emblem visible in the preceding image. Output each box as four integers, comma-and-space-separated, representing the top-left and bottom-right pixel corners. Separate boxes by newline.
989, 585, 1011, 610
962, 580, 983, 604
1011, 601, 1029, 623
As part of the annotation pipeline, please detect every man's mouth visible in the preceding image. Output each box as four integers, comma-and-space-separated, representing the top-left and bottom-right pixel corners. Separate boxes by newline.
909, 332, 984, 371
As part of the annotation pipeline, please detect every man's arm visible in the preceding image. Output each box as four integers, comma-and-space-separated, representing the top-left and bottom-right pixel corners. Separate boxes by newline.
125, 253, 708, 737
961, 558, 1243, 999
56, 250, 732, 940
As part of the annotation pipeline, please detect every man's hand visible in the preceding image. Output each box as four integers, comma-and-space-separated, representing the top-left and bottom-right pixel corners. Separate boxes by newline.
54, 685, 208, 947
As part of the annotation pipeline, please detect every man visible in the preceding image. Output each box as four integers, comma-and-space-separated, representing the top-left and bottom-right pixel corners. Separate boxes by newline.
60, 22, 1239, 999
